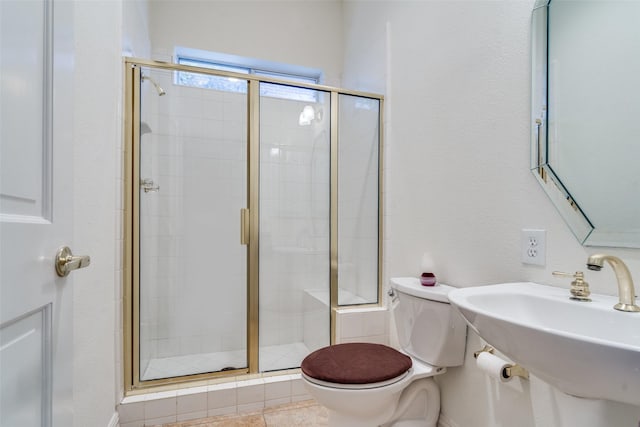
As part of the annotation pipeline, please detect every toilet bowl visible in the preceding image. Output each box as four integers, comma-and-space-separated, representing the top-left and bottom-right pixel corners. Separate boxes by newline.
301, 278, 467, 427
302, 349, 441, 427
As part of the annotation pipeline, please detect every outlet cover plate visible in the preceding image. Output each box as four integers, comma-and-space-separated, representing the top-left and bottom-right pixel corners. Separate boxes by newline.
522, 229, 546, 266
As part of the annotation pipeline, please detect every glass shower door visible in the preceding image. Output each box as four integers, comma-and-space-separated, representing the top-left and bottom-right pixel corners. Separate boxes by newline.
138, 66, 248, 381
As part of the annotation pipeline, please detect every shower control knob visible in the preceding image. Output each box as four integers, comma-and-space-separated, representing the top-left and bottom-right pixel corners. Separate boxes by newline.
140, 178, 160, 193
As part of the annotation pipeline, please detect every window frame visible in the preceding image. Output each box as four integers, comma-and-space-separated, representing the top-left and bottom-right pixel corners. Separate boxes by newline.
174, 48, 322, 102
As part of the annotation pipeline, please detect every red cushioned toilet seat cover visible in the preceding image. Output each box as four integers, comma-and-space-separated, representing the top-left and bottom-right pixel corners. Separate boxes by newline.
301, 343, 412, 384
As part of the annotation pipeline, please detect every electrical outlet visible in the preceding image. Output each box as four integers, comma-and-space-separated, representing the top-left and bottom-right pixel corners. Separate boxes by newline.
522, 229, 546, 266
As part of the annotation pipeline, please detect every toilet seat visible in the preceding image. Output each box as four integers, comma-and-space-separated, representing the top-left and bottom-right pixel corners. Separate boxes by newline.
301, 343, 413, 388
302, 369, 411, 390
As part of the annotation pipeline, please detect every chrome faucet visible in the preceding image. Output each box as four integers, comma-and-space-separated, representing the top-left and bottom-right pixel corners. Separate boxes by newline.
586, 254, 640, 313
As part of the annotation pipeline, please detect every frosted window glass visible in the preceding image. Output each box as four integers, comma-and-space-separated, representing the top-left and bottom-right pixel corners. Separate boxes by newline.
176, 57, 317, 101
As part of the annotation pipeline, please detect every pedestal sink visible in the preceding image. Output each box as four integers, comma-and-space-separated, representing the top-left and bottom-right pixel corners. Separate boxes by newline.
448, 282, 640, 406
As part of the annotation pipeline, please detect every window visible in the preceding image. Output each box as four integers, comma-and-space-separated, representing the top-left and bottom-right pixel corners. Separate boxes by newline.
177, 57, 249, 93
175, 48, 321, 102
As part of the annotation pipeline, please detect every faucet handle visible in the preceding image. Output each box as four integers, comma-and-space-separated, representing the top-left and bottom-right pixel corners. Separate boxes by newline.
552, 271, 583, 279
553, 271, 591, 302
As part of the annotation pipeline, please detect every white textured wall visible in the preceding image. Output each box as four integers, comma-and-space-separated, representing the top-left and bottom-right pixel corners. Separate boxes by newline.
72, 1, 122, 426
342, 1, 640, 425
148, 0, 344, 86
123, 0, 151, 58
72, 0, 150, 425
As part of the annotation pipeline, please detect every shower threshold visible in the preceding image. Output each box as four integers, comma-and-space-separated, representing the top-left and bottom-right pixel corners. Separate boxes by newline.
142, 341, 311, 381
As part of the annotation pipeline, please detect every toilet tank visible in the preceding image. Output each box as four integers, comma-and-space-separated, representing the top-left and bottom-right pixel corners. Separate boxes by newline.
390, 277, 467, 367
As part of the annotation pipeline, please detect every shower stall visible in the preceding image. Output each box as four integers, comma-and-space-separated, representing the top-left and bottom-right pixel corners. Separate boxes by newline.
124, 59, 382, 390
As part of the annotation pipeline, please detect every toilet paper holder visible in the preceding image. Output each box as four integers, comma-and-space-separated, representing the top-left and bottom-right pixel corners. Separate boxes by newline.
474, 345, 529, 380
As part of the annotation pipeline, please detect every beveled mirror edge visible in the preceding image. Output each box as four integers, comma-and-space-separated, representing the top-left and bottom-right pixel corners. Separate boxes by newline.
529, 1, 640, 249
533, 0, 549, 10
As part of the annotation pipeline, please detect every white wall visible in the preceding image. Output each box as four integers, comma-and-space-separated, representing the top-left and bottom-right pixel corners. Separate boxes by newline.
71, 0, 150, 425
72, 1, 121, 426
341, 1, 640, 425
148, 0, 344, 86
123, 0, 151, 58
69, 0, 640, 424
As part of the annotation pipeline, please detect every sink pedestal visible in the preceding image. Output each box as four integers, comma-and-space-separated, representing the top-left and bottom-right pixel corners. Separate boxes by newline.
530, 375, 640, 427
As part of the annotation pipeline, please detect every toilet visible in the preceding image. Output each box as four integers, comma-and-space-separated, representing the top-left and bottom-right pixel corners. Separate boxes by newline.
301, 277, 467, 427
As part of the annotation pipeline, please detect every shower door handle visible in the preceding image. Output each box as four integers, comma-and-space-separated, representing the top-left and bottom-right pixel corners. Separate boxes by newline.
240, 208, 250, 245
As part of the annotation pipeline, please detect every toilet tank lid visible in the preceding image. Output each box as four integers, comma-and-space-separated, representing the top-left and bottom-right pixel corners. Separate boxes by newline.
390, 277, 457, 303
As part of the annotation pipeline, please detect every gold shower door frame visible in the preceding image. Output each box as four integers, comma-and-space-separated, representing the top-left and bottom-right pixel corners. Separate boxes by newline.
123, 58, 384, 393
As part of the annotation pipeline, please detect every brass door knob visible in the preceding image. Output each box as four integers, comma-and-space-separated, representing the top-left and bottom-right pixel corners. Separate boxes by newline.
55, 246, 91, 277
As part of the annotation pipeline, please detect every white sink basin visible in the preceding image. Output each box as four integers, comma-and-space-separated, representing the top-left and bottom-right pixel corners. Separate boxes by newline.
448, 282, 640, 406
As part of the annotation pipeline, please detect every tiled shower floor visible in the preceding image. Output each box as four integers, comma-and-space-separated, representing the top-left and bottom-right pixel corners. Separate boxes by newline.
161, 400, 329, 427
143, 342, 311, 380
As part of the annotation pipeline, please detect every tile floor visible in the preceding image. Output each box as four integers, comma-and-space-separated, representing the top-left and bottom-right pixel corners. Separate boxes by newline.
160, 400, 328, 427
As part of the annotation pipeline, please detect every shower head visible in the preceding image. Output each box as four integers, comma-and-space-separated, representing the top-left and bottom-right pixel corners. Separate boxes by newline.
142, 74, 166, 96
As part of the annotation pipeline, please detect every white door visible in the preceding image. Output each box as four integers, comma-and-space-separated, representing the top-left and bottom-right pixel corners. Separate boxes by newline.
1, 1, 78, 426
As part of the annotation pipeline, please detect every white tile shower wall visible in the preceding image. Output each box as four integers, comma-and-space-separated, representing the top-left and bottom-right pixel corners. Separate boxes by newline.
139, 74, 248, 376
72, 1, 125, 425
302, 291, 330, 352
338, 95, 380, 303
259, 96, 331, 356
139, 77, 337, 375
181, 88, 247, 358
335, 307, 389, 345
142, 93, 380, 361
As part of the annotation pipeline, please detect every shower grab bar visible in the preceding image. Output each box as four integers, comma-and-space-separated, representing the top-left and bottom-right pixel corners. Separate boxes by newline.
240, 208, 250, 245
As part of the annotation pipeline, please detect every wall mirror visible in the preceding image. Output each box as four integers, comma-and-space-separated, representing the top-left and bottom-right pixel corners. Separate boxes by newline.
531, 0, 640, 248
